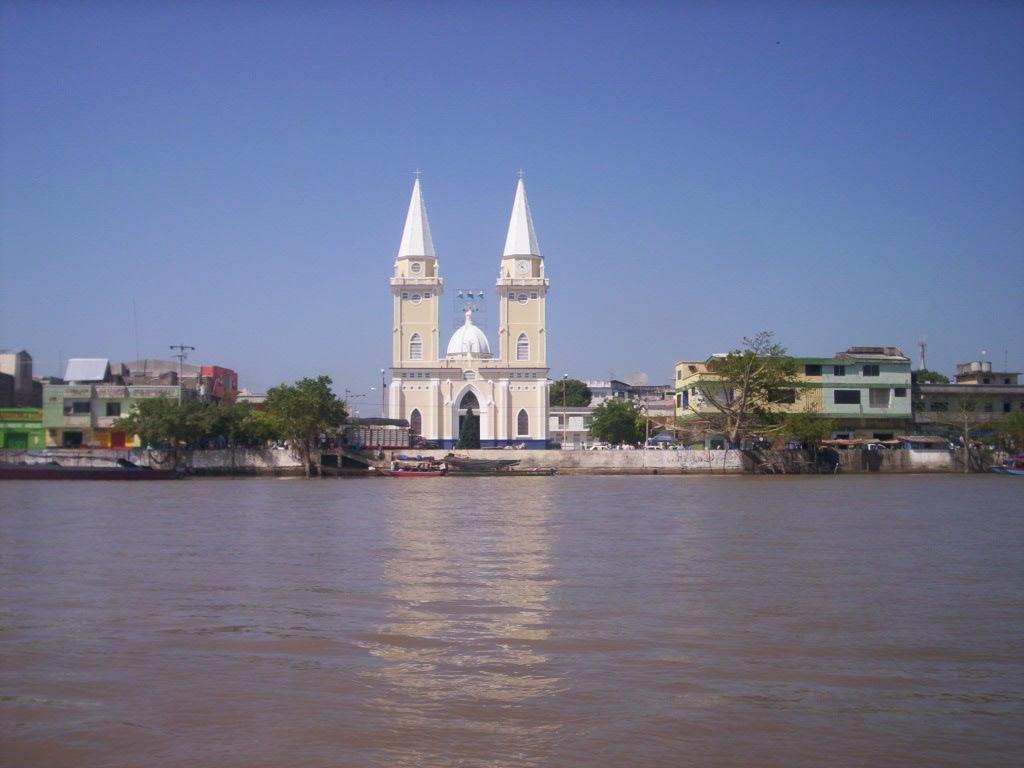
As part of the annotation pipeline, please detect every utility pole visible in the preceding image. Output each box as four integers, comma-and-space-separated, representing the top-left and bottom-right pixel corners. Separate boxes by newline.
380, 369, 387, 418
169, 344, 195, 404
562, 374, 568, 449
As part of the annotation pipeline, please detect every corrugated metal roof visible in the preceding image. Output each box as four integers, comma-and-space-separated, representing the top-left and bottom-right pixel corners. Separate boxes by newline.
64, 358, 109, 383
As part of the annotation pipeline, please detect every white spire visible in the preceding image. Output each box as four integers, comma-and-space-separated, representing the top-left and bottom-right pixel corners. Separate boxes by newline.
397, 177, 436, 259
502, 177, 540, 257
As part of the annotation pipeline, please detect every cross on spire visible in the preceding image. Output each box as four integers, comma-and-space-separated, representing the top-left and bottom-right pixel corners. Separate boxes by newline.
516, 168, 525, 180
413, 168, 422, 180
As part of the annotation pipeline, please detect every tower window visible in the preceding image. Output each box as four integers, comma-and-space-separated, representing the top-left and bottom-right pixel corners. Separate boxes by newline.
410, 293, 422, 305
517, 409, 529, 436
518, 293, 528, 304
409, 333, 422, 360
516, 333, 530, 361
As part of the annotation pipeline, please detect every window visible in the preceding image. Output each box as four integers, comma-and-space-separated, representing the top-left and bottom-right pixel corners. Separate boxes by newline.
676, 370, 682, 380
410, 293, 422, 305
517, 293, 528, 304
105, 402, 121, 417
530, 292, 538, 300
834, 390, 861, 405
409, 409, 421, 436
1004, 378, 1012, 385
894, 388, 907, 397
983, 403, 993, 413
517, 409, 529, 436
863, 365, 880, 376
804, 364, 822, 376
869, 388, 890, 408
409, 333, 422, 360
930, 401, 948, 412
681, 390, 689, 408
401, 292, 408, 300
424, 292, 431, 299
1003, 402, 1012, 413
982, 378, 990, 385
769, 388, 796, 404
65, 400, 91, 415
516, 333, 529, 361
833, 365, 846, 376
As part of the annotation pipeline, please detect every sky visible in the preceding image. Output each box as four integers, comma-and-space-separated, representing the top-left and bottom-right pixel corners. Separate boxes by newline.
2, 1, 1022, 409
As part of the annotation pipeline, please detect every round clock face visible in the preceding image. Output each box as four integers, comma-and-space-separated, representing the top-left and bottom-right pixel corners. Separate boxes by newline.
516, 260, 529, 274
410, 261, 422, 274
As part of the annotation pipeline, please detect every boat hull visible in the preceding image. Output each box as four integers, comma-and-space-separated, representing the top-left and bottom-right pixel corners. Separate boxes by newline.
0, 464, 181, 480
382, 469, 446, 478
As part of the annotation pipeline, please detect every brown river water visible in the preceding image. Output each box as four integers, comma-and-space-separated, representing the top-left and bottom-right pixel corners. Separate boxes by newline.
1, 475, 1022, 767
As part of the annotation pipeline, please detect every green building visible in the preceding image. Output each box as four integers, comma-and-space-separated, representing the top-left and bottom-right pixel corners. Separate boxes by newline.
0, 408, 46, 450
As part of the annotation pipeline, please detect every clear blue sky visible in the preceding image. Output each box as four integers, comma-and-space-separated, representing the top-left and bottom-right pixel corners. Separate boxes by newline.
2, 1, 1022, 406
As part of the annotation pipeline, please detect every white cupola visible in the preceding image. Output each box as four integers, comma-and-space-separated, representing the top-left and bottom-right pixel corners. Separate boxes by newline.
446, 308, 492, 357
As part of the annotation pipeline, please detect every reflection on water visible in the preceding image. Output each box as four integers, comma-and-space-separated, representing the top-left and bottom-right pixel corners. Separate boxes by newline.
367, 484, 560, 766
1, 475, 1022, 768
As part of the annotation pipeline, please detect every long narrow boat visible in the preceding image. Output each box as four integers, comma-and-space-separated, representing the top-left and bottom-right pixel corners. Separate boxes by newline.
0, 461, 181, 480
381, 468, 446, 478
991, 454, 1024, 475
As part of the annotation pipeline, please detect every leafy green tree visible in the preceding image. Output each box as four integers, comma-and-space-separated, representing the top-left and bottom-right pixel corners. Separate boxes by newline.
236, 408, 285, 445
691, 332, 800, 446
915, 369, 950, 384
458, 407, 480, 449
550, 379, 592, 407
783, 409, 836, 449
265, 376, 348, 477
995, 410, 1024, 451
114, 396, 188, 447
590, 398, 644, 445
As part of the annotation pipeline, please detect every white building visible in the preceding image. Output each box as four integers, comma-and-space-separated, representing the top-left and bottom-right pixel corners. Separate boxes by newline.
387, 177, 551, 448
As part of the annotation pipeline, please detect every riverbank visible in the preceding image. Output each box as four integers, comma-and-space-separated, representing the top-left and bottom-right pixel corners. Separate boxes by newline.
0, 446, 994, 476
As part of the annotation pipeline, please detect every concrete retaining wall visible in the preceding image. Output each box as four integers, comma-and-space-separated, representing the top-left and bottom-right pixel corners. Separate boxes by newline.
404, 448, 744, 474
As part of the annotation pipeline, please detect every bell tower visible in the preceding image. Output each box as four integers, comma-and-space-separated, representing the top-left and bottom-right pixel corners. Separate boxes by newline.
391, 176, 443, 368
497, 176, 548, 367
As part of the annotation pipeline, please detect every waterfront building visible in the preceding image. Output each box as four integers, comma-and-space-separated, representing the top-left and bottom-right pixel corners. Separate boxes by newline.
0, 407, 45, 449
387, 177, 550, 448
42, 359, 179, 448
0, 350, 42, 407
675, 346, 914, 443
914, 360, 1024, 436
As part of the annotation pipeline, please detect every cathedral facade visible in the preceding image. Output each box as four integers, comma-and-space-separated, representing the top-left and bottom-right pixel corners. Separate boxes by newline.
387, 177, 550, 448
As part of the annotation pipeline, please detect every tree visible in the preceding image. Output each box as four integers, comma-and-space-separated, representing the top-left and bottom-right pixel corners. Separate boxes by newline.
783, 408, 836, 449
689, 332, 800, 447
550, 379, 592, 407
995, 410, 1024, 451
458, 407, 480, 449
114, 396, 190, 448
590, 398, 644, 445
265, 376, 348, 477
929, 394, 990, 473
915, 369, 950, 384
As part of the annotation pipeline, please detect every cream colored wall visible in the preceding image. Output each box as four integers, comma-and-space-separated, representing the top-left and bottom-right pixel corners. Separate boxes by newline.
391, 255, 442, 366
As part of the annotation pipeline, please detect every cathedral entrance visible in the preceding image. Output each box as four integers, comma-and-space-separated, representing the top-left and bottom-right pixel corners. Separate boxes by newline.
457, 391, 480, 448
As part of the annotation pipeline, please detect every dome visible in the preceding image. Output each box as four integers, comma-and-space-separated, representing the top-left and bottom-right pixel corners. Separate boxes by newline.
446, 309, 492, 357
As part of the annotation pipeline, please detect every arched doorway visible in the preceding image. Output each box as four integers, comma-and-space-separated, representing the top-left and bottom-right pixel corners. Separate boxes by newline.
458, 390, 480, 448
409, 408, 422, 436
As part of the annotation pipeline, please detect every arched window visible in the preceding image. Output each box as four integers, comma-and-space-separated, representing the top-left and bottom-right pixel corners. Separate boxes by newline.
517, 408, 529, 436
409, 333, 422, 360
516, 333, 529, 362
409, 409, 422, 436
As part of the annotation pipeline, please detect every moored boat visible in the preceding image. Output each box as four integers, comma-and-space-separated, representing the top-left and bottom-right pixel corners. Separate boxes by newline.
0, 458, 181, 480
382, 468, 447, 477
991, 454, 1024, 475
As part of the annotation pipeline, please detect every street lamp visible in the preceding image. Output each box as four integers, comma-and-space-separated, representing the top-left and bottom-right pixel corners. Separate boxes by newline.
562, 374, 568, 449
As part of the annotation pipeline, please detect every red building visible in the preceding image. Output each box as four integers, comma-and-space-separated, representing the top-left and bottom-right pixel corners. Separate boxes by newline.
200, 366, 239, 402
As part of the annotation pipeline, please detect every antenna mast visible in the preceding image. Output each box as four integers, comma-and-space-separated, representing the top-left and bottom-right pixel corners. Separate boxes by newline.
917, 338, 927, 371
169, 344, 195, 404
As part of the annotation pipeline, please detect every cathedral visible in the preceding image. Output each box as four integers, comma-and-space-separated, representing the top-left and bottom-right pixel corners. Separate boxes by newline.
387, 177, 550, 448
